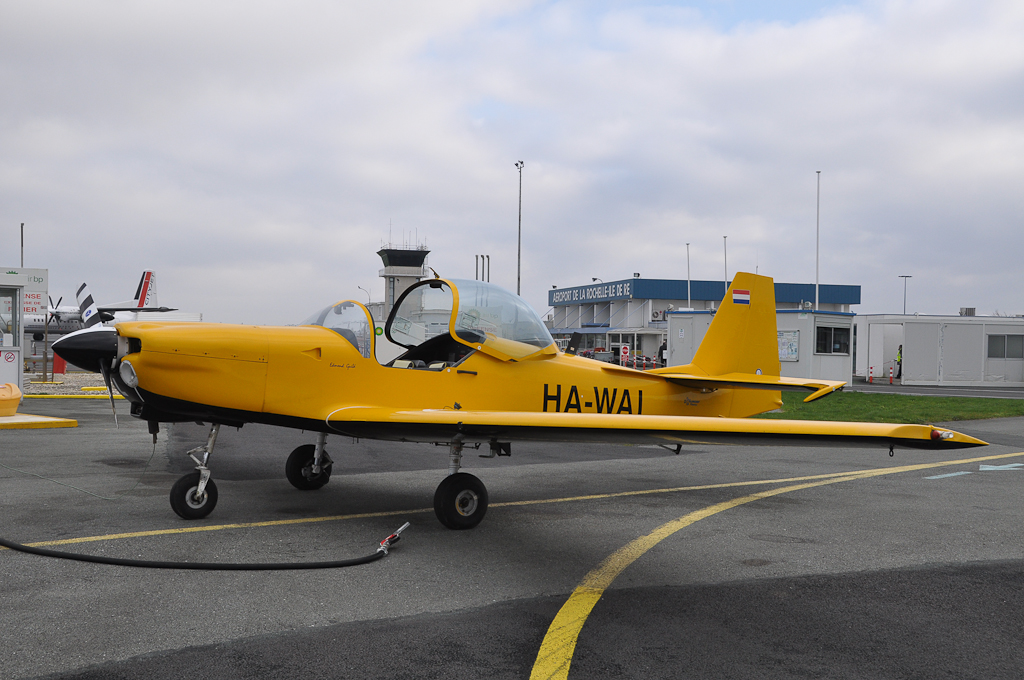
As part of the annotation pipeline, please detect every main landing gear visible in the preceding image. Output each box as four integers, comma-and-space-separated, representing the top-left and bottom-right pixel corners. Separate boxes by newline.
285, 432, 333, 490
433, 435, 489, 530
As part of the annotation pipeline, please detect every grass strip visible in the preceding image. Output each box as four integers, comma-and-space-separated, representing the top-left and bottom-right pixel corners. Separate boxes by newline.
754, 391, 1024, 424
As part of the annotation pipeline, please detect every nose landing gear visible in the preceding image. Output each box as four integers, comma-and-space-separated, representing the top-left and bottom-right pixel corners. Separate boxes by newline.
170, 423, 221, 520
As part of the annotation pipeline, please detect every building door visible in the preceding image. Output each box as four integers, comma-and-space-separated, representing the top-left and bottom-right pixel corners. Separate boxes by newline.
0, 287, 21, 386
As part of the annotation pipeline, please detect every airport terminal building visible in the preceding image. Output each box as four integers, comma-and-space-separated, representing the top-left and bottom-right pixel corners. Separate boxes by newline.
546, 276, 861, 382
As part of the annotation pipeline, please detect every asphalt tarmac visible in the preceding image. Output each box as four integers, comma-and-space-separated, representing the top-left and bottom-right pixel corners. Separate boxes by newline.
3, 400, 1024, 679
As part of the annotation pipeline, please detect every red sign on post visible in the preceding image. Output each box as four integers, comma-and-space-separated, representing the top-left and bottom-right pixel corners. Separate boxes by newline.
620, 344, 629, 366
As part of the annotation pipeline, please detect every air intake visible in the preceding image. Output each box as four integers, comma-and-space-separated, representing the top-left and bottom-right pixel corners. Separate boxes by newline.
959, 307, 976, 317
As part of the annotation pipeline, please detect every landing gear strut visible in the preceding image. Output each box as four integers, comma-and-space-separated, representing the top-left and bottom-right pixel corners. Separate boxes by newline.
170, 424, 220, 520
434, 435, 488, 530
286, 432, 333, 490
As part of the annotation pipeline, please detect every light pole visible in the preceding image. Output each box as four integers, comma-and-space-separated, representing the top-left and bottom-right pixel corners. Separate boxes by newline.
723, 236, 728, 297
686, 242, 691, 309
515, 160, 524, 296
899, 275, 912, 314
815, 170, 821, 311
357, 286, 371, 304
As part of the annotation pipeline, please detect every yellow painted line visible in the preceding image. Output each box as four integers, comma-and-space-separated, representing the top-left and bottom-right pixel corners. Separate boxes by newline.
9, 508, 434, 549
4, 450, 1024, 553
0, 469, 902, 550
81, 386, 108, 392
530, 449, 1024, 680
23, 394, 125, 400
491, 469, 873, 508
0, 415, 78, 429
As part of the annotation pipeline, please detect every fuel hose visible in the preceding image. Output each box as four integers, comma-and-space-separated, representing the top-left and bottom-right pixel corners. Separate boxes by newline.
0, 522, 410, 571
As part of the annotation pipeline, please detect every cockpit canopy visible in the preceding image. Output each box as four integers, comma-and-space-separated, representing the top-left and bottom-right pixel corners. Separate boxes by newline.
300, 279, 554, 364
386, 278, 554, 361
299, 300, 373, 358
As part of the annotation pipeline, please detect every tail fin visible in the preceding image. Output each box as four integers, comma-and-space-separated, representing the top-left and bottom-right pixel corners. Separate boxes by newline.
650, 272, 845, 415
133, 271, 156, 308
691, 272, 780, 377
76, 283, 102, 328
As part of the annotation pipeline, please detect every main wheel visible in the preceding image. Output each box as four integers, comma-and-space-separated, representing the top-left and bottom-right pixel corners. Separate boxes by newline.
434, 473, 488, 530
285, 444, 332, 490
169, 471, 218, 520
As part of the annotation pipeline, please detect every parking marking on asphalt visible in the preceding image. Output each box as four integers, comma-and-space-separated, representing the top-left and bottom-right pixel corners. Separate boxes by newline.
529, 449, 1024, 680
0, 471, 884, 550
925, 471, 973, 479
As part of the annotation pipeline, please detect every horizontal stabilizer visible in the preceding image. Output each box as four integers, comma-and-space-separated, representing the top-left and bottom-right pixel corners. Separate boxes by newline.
651, 371, 846, 403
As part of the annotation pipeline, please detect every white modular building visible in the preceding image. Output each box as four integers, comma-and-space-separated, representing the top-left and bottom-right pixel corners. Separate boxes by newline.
855, 313, 1024, 386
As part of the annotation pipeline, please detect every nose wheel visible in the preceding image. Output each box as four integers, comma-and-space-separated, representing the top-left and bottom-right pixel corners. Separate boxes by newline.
170, 471, 219, 519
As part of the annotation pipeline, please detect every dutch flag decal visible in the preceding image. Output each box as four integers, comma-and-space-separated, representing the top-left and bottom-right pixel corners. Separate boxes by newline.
732, 289, 750, 305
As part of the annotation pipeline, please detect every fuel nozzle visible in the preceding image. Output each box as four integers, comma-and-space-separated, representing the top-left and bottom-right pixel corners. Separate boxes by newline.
377, 522, 411, 554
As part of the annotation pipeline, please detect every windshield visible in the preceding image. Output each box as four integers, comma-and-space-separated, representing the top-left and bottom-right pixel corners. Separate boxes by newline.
299, 300, 374, 358
449, 279, 554, 359
386, 281, 454, 348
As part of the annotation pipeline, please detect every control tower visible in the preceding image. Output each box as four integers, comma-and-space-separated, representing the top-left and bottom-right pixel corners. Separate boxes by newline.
377, 243, 429, 318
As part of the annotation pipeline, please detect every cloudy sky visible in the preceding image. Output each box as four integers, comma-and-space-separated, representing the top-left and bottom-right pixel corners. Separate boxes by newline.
2, 0, 1022, 324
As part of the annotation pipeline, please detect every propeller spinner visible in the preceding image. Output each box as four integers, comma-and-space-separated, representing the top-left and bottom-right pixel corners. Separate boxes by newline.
52, 326, 121, 427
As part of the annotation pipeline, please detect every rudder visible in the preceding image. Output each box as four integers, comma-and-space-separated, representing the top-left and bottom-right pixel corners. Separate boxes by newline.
691, 272, 780, 378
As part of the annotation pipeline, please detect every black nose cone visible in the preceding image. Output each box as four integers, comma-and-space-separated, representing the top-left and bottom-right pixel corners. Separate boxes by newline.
53, 327, 118, 373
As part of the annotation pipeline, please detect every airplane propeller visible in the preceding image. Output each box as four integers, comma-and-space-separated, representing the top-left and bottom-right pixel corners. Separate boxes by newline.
47, 295, 63, 327
97, 358, 118, 428
51, 327, 120, 428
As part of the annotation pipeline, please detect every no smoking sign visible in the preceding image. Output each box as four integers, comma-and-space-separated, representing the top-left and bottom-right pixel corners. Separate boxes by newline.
3, 352, 15, 363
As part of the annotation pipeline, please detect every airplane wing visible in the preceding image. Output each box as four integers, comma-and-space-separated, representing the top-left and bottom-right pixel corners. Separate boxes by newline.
326, 408, 986, 450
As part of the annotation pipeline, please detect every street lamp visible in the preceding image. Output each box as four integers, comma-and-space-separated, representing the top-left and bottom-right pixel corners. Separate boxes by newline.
515, 160, 524, 295
815, 170, 821, 311
899, 275, 912, 314
357, 286, 371, 304
686, 242, 691, 309
723, 235, 728, 295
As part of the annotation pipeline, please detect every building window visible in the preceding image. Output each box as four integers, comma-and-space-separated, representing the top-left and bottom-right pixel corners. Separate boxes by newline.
988, 334, 1024, 359
815, 326, 850, 354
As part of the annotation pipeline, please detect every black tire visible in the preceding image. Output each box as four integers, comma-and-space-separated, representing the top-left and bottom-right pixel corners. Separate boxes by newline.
285, 444, 332, 490
433, 473, 488, 530
169, 471, 218, 520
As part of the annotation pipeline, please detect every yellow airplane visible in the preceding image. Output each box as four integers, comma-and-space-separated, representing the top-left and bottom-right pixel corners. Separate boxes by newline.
53, 272, 985, 529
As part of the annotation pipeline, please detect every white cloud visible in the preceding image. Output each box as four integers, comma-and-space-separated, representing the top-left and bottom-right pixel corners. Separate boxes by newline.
1, 0, 1022, 323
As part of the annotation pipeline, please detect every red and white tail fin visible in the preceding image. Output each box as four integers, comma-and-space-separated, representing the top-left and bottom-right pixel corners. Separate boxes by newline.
133, 271, 156, 308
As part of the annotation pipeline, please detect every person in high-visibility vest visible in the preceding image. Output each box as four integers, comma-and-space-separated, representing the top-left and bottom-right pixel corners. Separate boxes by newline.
896, 344, 902, 380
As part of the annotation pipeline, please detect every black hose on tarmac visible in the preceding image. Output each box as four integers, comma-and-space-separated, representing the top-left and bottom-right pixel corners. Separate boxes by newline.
0, 522, 410, 571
